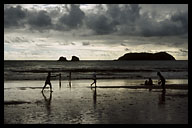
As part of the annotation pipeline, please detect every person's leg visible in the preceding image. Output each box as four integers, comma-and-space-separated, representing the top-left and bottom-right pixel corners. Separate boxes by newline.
162, 82, 165, 92
95, 80, 96, 87
42, 83, 47, 92
149, 85, 152, 91
91, 81, 94, 86
49, 83, 53, 92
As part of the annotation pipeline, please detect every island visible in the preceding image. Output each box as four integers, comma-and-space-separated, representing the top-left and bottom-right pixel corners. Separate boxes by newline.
58, 56, 67, 61
117, 52, 176, 60
71, 56, 80, 61
58, 56, 80, 61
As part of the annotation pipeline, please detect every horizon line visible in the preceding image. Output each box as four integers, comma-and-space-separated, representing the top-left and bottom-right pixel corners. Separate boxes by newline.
4, 59, 188, 61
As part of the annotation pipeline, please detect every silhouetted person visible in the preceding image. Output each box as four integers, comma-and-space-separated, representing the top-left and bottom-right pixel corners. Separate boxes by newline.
157, 72, 166, 92
145, 80, 148, 85
145, 78, 153, 91
144, 78, 153, 85
91, 72, 97, 87
42, 72, 59, 92
148, 78, 153, 91
148, 78, 153, 85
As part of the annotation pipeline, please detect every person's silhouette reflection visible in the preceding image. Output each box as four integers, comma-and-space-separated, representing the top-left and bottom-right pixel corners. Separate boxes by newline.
42, 91, 52, 115
158, 91, 166, 105
91, 87, 97, 109
69, 81, 72, 88
67, 72, 72, 88
59, 73, 61, 89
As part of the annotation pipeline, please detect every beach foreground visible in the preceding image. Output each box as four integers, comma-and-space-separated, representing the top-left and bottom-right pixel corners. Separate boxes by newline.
4, 80, 188, 124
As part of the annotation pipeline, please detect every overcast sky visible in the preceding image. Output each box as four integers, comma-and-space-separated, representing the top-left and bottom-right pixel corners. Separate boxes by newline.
4, 4, 188, 60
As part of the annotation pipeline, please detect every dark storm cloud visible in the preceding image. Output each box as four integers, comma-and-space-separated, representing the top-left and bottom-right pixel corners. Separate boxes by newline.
137, 11, 188, 37
58, 4, 85, 29
85, 14, 116, 34
83, 4, 187, 36
4, 5, 26, 27
28, 10, 52, 28
107, 4, 141, 24
4, 5, 52, 30
171, 11, 188, 33
84, 4, 141, 35
105, 4, 188, 36
4, 4, 188, 37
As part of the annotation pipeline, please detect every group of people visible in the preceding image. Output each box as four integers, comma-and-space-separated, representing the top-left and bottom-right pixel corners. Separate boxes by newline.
41, 71, 165, 92
41, 71, 97, 92
145, 72, 166, 92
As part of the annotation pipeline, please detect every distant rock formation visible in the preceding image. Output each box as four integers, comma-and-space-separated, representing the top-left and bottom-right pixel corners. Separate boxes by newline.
118, 52, 176, 60
58, 56, 67, 61
71, 56, 80, 61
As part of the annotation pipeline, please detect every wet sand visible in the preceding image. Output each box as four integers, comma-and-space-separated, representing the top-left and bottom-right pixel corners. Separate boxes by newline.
4, 80, 188, 124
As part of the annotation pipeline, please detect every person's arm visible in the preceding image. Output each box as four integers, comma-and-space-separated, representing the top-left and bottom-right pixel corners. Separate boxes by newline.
158, 80, 162, 85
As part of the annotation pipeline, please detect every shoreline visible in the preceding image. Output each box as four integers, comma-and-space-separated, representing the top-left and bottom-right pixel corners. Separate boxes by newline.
4, 84, 188, 90
93, 84, 188, 90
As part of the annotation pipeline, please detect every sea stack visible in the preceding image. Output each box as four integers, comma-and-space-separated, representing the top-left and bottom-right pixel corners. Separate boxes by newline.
58, 56, 67, 61
71, 56, 80, 61
118, 52, 176, 60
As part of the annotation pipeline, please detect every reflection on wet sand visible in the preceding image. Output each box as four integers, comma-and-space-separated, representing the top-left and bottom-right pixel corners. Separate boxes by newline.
42, 92, 52, 115
59, 80, 61, 89
91, 87, 97, 109
158, 91, 166, 105
69, 81, 72, 88
4, 79, 188, 124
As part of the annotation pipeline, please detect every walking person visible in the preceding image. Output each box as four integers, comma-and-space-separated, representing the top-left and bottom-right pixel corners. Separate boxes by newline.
157, 72, 166, 92
91, 72, 97, 87
41, 72, 59, 92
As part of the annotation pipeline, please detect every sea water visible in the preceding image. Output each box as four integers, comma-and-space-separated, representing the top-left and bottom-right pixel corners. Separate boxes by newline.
4, 60, 188, 81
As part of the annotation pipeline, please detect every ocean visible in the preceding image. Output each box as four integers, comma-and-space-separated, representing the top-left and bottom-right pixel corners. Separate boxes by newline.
4, 60, 188, 82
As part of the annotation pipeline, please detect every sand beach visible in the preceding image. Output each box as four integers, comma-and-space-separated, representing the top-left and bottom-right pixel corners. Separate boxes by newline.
4, 79, 188, 124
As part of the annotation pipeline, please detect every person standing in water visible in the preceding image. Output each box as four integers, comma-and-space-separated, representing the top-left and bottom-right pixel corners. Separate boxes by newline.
42, 72, 59, 92
145, 78, 153, 91
157, 72, 166, 92
91, 72, 97, 87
